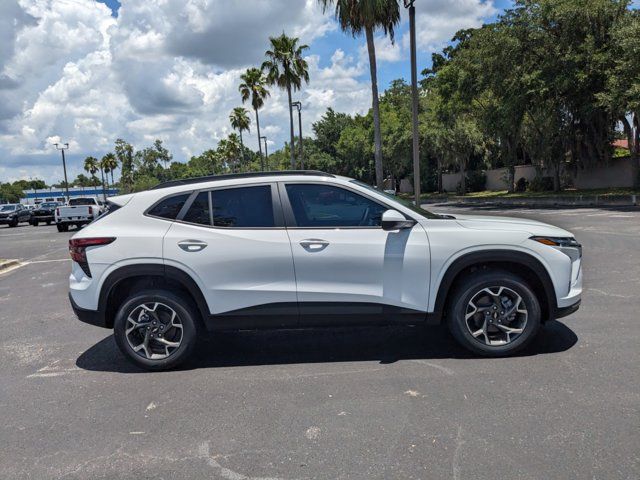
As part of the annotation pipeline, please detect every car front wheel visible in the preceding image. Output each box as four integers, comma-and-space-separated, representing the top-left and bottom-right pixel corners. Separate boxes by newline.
113, 290, 200, 371
447, 270, 541, 356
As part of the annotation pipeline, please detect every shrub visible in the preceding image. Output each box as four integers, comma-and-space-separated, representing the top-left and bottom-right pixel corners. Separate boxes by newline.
515, 177, 528, 192
466, 171, 487, 192
528, 176, 554, 192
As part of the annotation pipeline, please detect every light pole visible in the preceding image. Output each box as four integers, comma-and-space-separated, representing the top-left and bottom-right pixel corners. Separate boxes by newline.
54, 142, 70, 203
260, 136, 268, 171
405, 0, 421, 207
291, 101, 304, 169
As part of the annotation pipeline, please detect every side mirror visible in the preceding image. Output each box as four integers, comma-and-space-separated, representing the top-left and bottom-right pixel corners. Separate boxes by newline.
382, 209, 416, 231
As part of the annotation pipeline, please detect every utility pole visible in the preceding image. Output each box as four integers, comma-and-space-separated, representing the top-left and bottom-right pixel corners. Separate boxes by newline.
291, 101, 304, 169
260, 136, 268, 171
405, 0, 421, 207
54, 143, 70, 203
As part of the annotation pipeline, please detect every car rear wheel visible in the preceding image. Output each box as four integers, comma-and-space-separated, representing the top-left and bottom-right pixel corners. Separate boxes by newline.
447, 270, 541, 356
56, 224, 68, 232
113, 290, 200, 371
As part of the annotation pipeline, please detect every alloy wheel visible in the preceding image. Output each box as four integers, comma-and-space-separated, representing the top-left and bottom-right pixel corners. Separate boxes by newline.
464, 286, 528, 346
125, 302, 183, 360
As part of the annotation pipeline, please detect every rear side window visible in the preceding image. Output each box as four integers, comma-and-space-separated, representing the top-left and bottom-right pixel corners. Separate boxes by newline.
148, 193, 190, 220
69, 198, 95, 206
183, 192, 211, 225
211, 186, 274, 227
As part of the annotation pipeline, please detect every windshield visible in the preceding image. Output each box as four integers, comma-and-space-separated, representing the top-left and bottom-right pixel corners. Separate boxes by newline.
69, 198, 95, 206
349, 180, 440, 219
0, 205, 16, 212
40, 202, 57, 208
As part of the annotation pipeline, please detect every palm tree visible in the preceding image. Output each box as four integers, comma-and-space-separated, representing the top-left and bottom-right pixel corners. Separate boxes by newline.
101, 153, 118, 189
262, 33, 309, 169
318, 0, 400, 189
229, 107, 251, 170
239, 67, 270, 167
100, 157, 111, 193
219, 134, 243, 173
83, 156, 99, 185
84, 156, 105, 199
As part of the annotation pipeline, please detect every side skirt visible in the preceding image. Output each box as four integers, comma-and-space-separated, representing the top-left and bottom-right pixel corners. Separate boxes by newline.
206, 302, 437, 331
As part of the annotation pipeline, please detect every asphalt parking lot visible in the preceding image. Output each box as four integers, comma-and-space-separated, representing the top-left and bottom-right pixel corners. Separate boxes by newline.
1, 207, 639, 480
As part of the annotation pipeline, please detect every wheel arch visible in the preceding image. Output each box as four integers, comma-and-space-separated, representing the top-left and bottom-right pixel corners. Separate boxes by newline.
432, 249, 557, 324
99, 264, 209, 328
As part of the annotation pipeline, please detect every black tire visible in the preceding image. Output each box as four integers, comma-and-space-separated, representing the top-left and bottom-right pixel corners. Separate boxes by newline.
56, 224, 68, 232
113, 290, 201, 371
9, 219, 17, 228
31, 220, 38, 226
447, 269, 541, 357
46, 220, 51, 225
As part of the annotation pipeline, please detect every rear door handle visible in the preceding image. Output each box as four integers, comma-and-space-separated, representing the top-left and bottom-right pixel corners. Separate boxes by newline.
300, 238, 329, 251
178, 240, 208, 252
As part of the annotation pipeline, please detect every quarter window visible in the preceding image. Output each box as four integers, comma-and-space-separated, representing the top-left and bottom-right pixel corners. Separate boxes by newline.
210, 186, 274, 228
183, 192, 210, 225
285, 184, 386, 227
148, 193, 190, 220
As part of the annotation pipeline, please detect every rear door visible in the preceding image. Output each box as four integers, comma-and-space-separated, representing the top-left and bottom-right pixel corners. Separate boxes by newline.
280, 181, 430, 325
162, 183, 298, 327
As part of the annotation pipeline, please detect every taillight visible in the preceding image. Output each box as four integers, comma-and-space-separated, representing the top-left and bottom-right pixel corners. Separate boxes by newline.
69, 237, 115, 277
56, 208, 60, 216
88, 206, 93, 215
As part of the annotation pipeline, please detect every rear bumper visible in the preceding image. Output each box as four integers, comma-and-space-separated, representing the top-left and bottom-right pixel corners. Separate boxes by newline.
69, 293, 108, 328
58, 217, 92, 224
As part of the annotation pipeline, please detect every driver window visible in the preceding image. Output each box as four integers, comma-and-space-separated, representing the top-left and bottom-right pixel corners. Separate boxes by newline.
285, 184, 386, 228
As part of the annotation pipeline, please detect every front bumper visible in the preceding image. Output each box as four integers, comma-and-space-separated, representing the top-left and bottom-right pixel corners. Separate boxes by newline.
0, 217, 15, 224
69, 293, 108, 328
555, 299, 581, 319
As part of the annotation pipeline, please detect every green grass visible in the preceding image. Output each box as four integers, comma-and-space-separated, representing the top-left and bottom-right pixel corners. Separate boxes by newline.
398, 187, 640, 201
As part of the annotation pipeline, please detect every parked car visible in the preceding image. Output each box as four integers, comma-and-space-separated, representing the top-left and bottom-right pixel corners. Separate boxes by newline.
30, 201, 62, 226
0, 203, 31, 227
68, 171, 582, 370
55, 197, 103, 232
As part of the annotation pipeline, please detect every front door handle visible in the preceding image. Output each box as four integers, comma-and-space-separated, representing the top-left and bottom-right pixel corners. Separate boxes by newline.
178, 240, 208, 252
300, 238, 329, 251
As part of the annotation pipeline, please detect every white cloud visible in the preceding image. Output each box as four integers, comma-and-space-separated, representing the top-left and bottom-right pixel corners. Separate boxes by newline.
0, 0, 497, 184
407, 0, 497, 52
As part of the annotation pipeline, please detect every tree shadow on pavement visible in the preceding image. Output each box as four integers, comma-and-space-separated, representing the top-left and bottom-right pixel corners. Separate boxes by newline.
76, 320, 578, 374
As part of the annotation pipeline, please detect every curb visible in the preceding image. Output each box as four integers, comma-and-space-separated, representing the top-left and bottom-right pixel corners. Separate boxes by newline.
423, 194, 639, 208
0, 259, 21, 272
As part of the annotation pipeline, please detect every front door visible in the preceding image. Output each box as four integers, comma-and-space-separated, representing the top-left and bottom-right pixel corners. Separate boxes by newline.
162, 183, 298, 327
280, 182, 430, 325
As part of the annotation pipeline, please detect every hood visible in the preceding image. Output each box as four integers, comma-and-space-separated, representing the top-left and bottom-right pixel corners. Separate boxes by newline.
454, 214, 573, 237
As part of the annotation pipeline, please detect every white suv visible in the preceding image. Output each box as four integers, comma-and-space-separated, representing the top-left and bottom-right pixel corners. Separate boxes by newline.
68, 171, 582, 370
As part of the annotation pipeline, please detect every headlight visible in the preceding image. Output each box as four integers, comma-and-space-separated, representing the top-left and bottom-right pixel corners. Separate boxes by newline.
531, 236, 582, 261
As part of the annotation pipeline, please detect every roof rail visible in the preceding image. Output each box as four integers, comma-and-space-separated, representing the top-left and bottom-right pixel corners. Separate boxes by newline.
150, 170, 335, 190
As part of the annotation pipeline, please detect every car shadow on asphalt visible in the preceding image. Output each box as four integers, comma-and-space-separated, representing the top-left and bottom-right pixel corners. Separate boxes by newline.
75, 321, 578, 374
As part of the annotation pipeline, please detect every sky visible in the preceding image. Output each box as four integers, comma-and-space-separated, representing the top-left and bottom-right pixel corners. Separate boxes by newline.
0, 0, 514, 185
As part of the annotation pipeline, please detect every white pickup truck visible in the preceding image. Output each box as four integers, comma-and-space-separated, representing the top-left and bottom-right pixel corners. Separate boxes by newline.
55, 197, 103, 232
